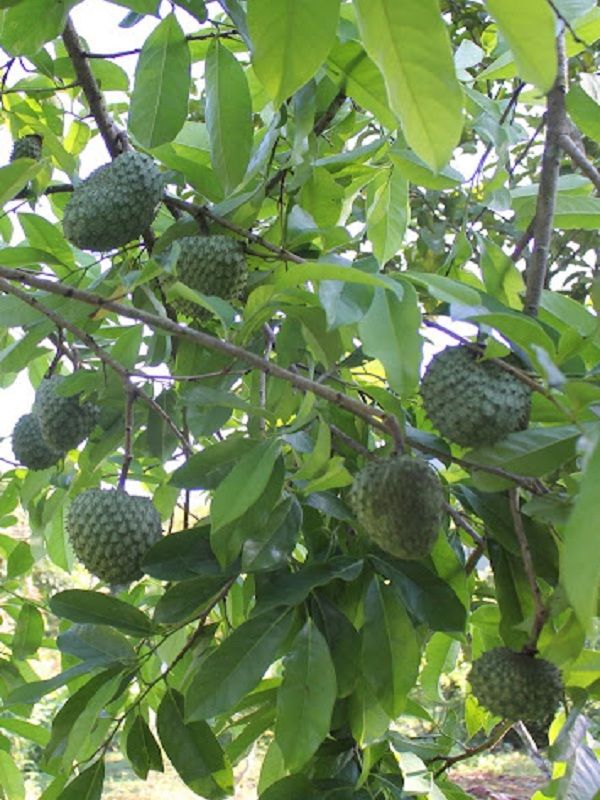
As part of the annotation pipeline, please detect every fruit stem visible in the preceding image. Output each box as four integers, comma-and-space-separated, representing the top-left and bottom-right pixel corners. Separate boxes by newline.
118, 383, 136, 491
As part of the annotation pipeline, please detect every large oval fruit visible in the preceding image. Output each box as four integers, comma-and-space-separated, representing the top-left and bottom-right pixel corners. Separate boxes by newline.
420, 346, 531, 447
63, 151, 163, 251
469, 647, 562, 722
67, 488, 163, 584
349, 455, 445, 559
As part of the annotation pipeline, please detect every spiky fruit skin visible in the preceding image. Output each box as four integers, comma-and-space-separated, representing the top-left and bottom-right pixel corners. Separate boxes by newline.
10, 135, 42, 161
34, 376, 99, 452
161, 235, 248, 319
67, 489, 162, 584
469, 647, 562, 722
63, 152, 163, 251
420, 346, 531, 447
349, 456, 445, 559
12, 414, 64, 470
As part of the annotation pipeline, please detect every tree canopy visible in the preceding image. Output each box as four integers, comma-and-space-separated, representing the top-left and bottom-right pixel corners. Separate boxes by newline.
0, 0, 599, 798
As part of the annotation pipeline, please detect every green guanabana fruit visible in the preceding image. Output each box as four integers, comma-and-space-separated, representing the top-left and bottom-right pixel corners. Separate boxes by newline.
12, 414, 64, 470
420, 346, 531, 447
34, 375, 99, 452
10, 134, 42, 161
67, 488, 162, 584
469, 647, 562, 722
62, 151, 163, 251
349, 455, 445, 559
160, 235, 248, 319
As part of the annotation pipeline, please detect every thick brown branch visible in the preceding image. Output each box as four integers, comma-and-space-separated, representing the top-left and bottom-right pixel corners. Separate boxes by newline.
559, 133, 600, 194
62, 18, 127, 158
524, 34, 568, 316
509, 488, 548, 650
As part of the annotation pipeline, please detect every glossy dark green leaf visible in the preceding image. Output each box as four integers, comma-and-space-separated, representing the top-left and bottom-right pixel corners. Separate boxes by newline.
129, 12, 191, 147
12, 602, 43, 660
142, 525, 232, 581
170, 436, 255, 490
157, 688, 232, 796
488, 541, 533, 650
361, 577, 420, 717
125, 714, 164, 780
185, 606, 294, 721
205, 39, 252, 192
153, 575, 229, 624
242, 495, 302, 572
49, 590, 154, 637
57, 759, 105, 800
312, 594, 360, 698
371, 556, 466, 633
260, 776, 317, 800
275, 620, 337, 770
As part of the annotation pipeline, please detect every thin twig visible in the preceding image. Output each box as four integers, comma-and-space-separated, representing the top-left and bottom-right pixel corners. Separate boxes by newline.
118, 385, 135, 490
330, 424, 372, 458
512, 217, 536, 262
508, 489, 548, 650
81, 30, 240, 59
524, 33, 567, 315
559, 134, 600, 194
446, 503, 485, 547
430, 720, 514, 778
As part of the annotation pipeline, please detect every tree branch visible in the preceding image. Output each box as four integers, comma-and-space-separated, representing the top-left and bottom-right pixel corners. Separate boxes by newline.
118, 385, 135, 490
429, 720, 514, 778
508, 488, 548, 650
62, 18, 127, 158
524, 33, 568, 316
559, 133, 600, 194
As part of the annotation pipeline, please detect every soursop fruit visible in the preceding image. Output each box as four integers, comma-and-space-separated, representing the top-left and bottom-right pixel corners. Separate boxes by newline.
12, 414, 64, 470
420, 346, 531, 447
349, 455, 445, 559
34, 375, 99, 452
161, 235, 247, 319
67, 488, 162, 584
469, 647, 562, 722
10, 134, 42, 161
63, 151, 163, 251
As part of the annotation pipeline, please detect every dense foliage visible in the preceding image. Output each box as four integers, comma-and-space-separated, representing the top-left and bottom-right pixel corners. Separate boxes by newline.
0, 0, 599, 798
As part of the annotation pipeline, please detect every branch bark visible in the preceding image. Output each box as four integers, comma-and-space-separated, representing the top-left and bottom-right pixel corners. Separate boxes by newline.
524, 33, 568, 316
559, 133, 600, 194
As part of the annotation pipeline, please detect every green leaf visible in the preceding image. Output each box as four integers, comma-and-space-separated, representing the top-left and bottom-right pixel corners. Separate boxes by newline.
129, 12, 191, 148
142, 526, 230, 581
12, 603, 43, 660
312, 594, 359, 698
126, 714, 164, 780
19, 213, 74, 267
361, 577, 420, 717
0, 0, 78, 55
185, 606, 294, 721
57, 624, 137, 665
248, 0, 341, 107
390, 148, 463, 190
57, 759, 104, 800
157, 688, 232, 795
275, 620, 337, 771
367, 168, 409, 265
49, 590, 154, 637
467, 425, 581, 478
354, 0, 463, 170
210, 437, 281, 532
484, 0, 556, 92
205, 39, 253, 193
358, 283, 422, 396
0, 750, 25, 800
0, 717, 49, 747
562, 434, 600, 632
566, 79, 600, 144
174, 0, 207, 22
153, 575, 228, 624
0, 159, 44, 206
242, 495, 302, 572
170, 436, 255, 490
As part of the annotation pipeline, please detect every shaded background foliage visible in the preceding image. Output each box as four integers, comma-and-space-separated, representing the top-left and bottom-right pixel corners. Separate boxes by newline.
0, 0, 598, 798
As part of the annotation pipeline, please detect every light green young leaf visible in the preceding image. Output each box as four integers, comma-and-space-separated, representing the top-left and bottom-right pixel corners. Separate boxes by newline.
248, 0, 341, 107
562, 434, 600, 632
210, 437, 281, 532
367, 168, 409, 265
358, 283, 422, 396
484, 0, 556, 92
12, 603, 44, 660
354, 0, 463, 170
0, 0, 79, 55
129, 13, 191, 148
0, 159, 44, 207
205, 40, 253, 193
0, 750, 25, 800
566, 78, 600, 143
275, 620, 337, 771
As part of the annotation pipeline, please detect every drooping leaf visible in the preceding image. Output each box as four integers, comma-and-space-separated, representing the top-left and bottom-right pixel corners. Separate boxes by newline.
205, 39, 253, 193
49, 590, 154, 637
57, 759, 105, 800
248, 0, 341, 107
126, 714, 164, 780
0, 159, 44, 206
275, 620, 337, 770
129, 12, 191, 147
367, 168, 409, 265
354, 0, 463, 169
12, 602, 44, 660
185, 606, 294, 721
